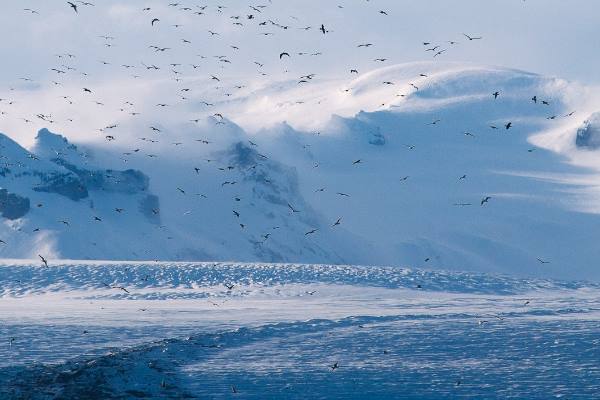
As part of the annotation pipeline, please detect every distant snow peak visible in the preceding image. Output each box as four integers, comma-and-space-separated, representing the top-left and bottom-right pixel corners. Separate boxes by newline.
576, 112, 600, 149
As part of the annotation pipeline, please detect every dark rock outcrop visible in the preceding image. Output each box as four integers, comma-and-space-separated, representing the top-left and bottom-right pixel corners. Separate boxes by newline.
0, 189, 30, 219
576, 113, 600, 149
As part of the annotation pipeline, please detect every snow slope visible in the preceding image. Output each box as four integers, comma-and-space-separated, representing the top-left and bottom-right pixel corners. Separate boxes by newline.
2, 62, 600, 279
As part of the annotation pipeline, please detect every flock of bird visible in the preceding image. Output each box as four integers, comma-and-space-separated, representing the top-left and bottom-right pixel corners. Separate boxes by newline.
1, 1, 498, 261
0, 1, 581, 394
0, 1, 573, 267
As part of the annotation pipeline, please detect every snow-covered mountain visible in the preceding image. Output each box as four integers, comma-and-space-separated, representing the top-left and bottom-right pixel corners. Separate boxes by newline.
2, 62, 600, 280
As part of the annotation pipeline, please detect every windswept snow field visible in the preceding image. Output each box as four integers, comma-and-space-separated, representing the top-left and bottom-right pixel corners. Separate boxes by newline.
2, 261, 600, 399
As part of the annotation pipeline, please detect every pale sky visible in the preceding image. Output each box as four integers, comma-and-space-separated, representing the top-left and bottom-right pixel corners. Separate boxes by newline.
1, 0, 599, 145
1, 0, 599, 83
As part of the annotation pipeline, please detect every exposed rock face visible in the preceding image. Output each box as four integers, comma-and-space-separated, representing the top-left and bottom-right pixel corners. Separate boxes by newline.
53, 160, 150, 195
32, 171, 89, 201
576, 113, 600, 149
0, 189, 30, 220
222, 141, 339, 263
0, 129, 159, 222
369, 132, 386, 146
227, 142, 304, 210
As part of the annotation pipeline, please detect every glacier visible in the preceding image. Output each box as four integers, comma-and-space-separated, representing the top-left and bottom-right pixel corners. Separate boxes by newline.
2, 260, 600, 399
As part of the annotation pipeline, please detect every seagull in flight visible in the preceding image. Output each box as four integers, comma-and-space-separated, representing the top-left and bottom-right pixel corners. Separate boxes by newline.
463, 33, 482, 41
102, 282, 130, 293
38, 254, 49, 268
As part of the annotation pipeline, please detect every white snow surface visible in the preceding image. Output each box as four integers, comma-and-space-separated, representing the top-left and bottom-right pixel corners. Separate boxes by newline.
1, 260, 600, 399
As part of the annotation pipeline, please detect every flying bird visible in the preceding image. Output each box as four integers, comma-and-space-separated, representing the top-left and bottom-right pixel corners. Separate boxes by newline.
463, 33, 482, 40
38, 254, 49, 268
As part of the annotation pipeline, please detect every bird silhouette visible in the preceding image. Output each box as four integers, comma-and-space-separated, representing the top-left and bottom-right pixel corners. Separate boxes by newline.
38, 254, 49, 268
463, 33, 482, 40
